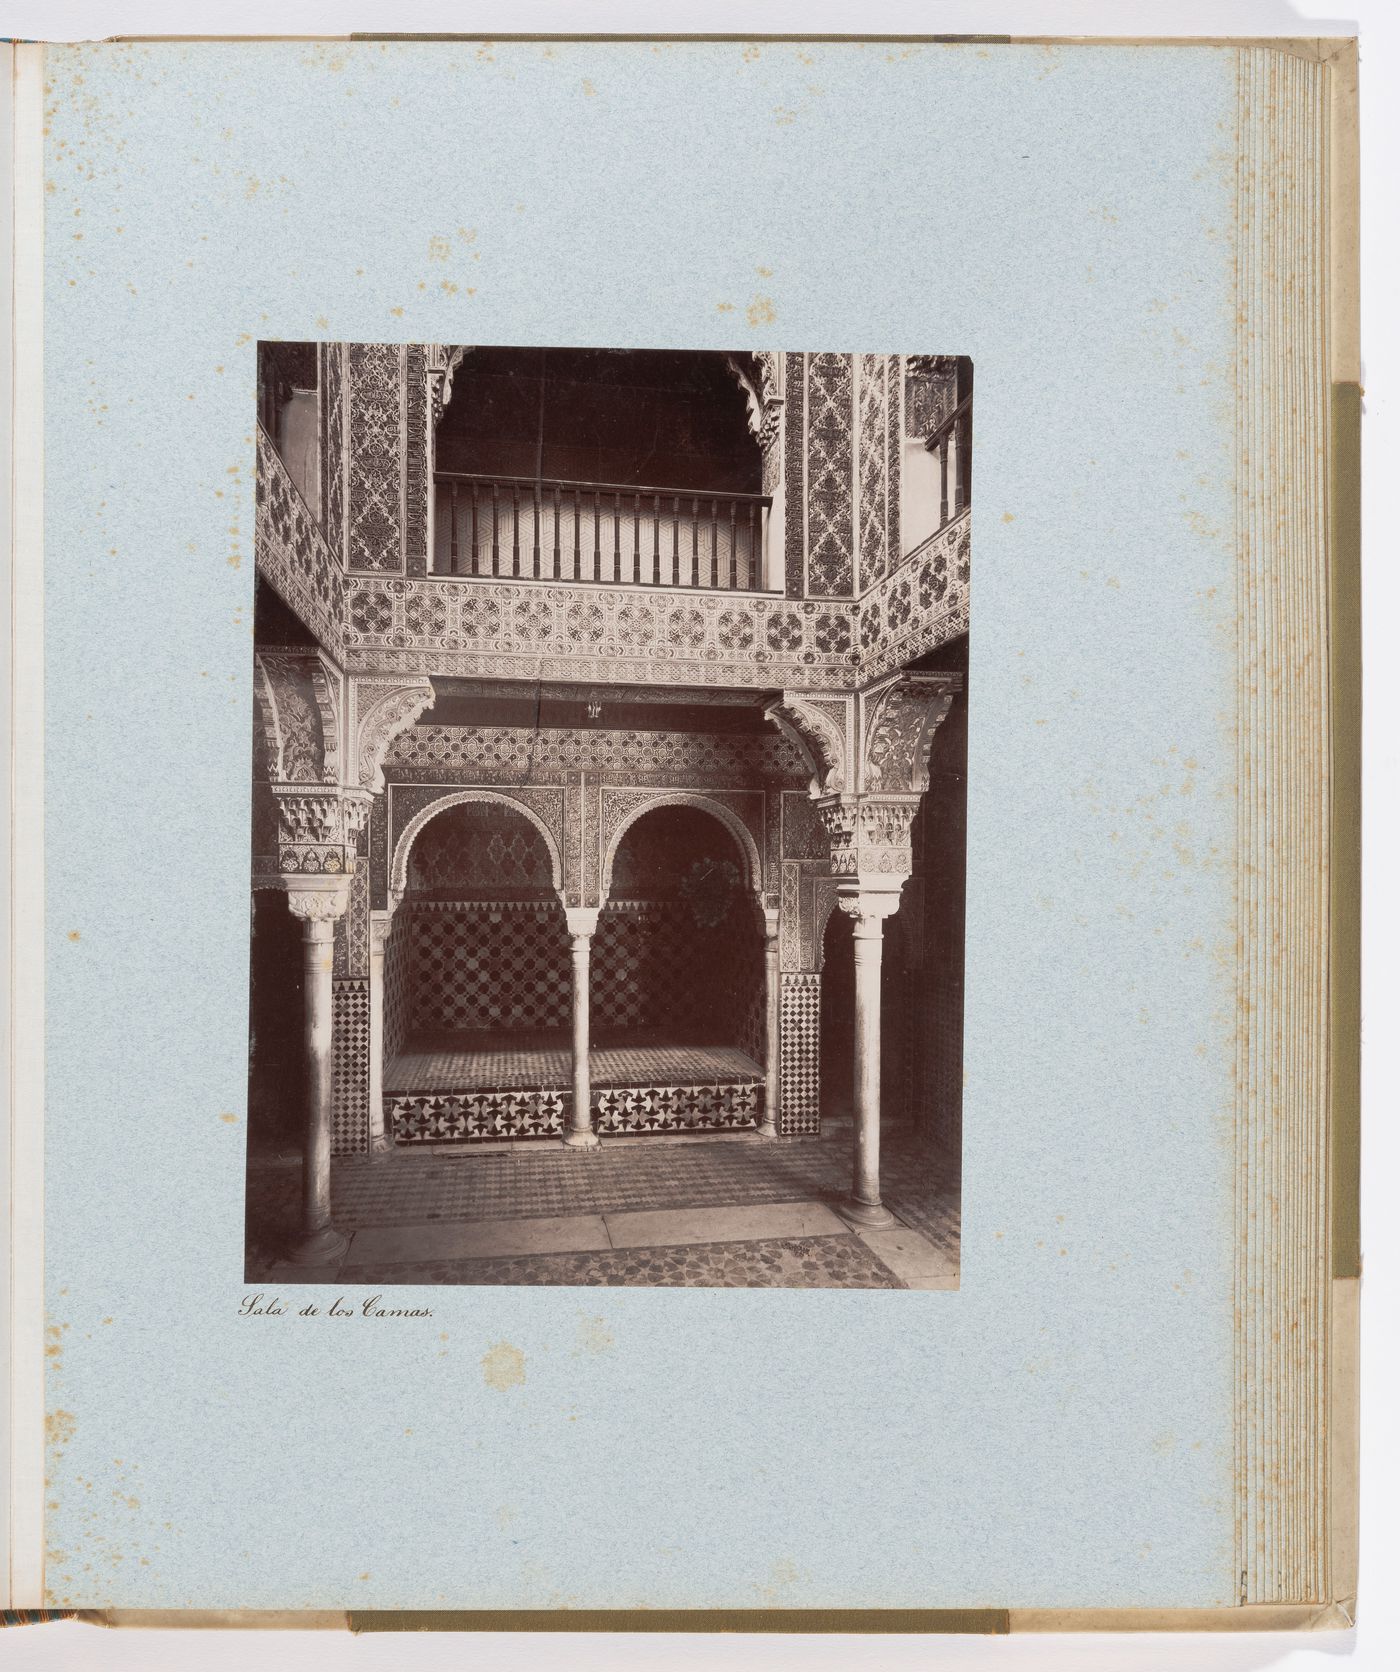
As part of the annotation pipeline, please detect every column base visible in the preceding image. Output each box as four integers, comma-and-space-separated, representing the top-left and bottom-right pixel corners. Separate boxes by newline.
368, 1131, 394, 1156
753, 1122, 780, 1142
836, 1198, 896, 1230
561, 1129, 601, 1150
285, 1223, 350, 1264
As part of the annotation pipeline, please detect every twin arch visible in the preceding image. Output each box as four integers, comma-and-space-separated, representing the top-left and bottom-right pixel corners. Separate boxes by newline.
389, 787, 763, 907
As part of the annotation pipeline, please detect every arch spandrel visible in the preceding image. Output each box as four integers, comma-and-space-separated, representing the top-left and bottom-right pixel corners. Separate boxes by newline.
390, 788, 567, 907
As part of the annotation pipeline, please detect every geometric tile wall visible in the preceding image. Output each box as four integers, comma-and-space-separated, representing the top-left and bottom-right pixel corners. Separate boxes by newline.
330, 976, 370, 1155
407, 800, 557, 894
397, 897, 768, 1048
407, 903, 571, 1033
779, 972, 821, 1134
737, 935, 768, 1065
390, 1087, 568, 1144
593, 902, 763, 1044
595, 1081, 760, 1135
387, 723, 807, 786
591, 905, 680, 1032
387, 1079, 762, 1145
383, 920, 413, 1064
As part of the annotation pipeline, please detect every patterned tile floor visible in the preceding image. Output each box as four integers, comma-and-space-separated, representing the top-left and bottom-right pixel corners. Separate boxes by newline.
386, 1030, 762, 1093
245, 1125, 960, 1291
339, 1234, 904, 1289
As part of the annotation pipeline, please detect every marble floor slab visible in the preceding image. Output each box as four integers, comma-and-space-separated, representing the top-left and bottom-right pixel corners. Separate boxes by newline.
345, 1212, 612, 1265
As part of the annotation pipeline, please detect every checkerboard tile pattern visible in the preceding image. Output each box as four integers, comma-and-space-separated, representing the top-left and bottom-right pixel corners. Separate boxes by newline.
738, 953, 767, 1064
780, 972, 821, 1135
383, 921, 413, 1063
331, 977, 370, 1154
592, 906, 671, 1030
592, 903, 764, 1042
408, 905, 572, 1033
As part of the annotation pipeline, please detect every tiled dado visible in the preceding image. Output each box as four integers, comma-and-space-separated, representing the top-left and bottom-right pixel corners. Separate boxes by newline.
331, 978, 370, 1155
388, 1081, 763, 1144
780, 972, 822, 1135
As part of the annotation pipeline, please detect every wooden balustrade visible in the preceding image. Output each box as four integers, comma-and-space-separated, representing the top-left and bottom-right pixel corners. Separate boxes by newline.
926, 395, 973, 530
433, 472, 772, 590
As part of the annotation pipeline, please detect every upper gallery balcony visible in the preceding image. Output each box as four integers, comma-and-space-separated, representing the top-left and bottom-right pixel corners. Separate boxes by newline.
433, 471, 773, 592
431, 346, 782, 595
254, 343, 972, 692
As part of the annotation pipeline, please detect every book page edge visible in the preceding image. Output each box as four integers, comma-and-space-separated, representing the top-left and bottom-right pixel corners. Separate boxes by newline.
7, 35, 46, 1617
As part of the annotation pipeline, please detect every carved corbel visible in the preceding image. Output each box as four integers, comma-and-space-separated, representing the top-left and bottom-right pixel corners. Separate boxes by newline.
254, 647, 342, 786
764, 693, 848, 799
352, 676, 437, 794
426, 345, 470, 425
726, 352, 784, 452
251, 655, 285, 780
858, 672, 960, 796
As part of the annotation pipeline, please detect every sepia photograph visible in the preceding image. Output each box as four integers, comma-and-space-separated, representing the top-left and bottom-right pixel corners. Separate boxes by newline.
245, 344, 970, 1289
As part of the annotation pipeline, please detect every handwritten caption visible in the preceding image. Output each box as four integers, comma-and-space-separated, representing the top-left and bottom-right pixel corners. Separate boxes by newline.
238, 1292, 433, 1319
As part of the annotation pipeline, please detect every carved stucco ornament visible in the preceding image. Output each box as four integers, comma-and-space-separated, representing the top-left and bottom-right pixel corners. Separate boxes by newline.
725, 352, 784, 451
859, 673, 959, 795
353, 677, 437, 794
764, 693, 847, 799
426, 345, 471, 425
253, 648, 343, 785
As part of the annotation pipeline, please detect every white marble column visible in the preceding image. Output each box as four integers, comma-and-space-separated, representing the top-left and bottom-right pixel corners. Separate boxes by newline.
367, 907, 396, 1154
562, 906, 601, 1149
285, 876, 352, 1263
758, 905, 781, 1139
838, 891, 901, 1229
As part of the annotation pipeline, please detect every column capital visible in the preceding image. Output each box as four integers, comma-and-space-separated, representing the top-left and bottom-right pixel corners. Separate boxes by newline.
368, 906, 397, 954
838, 884, 905, 936
761, 905, 781, 942
265, 785, 365, 879
564, 905, 602, 941
817, 792, 920, 886
284, 873, 352, 929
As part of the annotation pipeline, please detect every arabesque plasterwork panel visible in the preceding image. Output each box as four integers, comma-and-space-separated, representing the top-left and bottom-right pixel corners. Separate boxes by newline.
255, 425, 344, 657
